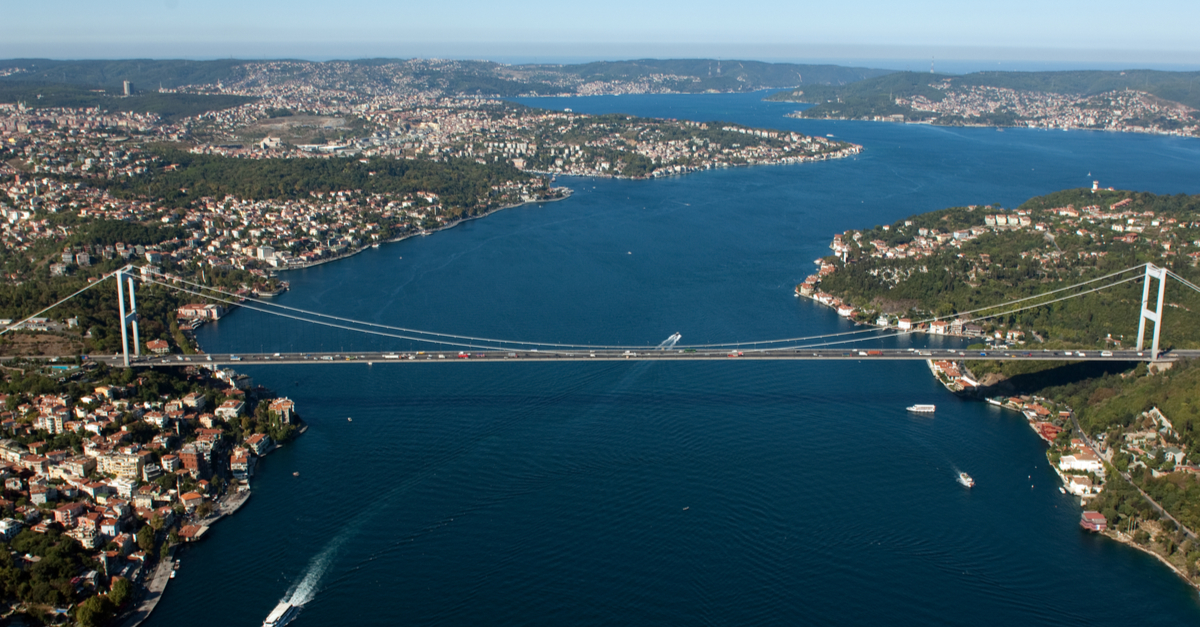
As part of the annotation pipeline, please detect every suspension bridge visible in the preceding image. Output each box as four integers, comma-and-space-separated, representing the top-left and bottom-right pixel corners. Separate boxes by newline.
2, 262, 1197, 368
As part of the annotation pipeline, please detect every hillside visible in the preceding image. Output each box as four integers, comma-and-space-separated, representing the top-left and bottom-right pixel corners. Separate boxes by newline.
0, 82, 253, 121
1, 58, 894, 99
806, 189, 1200, 349
770, 70, 1200, 135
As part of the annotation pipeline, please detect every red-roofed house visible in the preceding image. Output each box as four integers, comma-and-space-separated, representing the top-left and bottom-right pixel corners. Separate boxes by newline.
215, 400, 244, 421
1080, 511, 1107, 531
245, 433, 272, 456
179, 491, 204, 513
268, 398, 295, 423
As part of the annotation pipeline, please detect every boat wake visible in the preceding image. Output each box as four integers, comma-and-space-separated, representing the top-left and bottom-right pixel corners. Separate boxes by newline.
282, 528, 353, 607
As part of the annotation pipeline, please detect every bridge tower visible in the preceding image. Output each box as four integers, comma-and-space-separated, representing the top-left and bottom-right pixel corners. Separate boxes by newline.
1136, 263, 1168, 357
116, 267, 141, 367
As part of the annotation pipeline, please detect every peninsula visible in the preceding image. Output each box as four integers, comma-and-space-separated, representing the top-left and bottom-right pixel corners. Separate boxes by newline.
770, 70, 1200, 137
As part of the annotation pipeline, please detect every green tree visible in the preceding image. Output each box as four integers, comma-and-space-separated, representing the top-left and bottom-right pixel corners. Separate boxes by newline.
109, 577, 133, 607
76, 594, 115, 627
136, 526, 156, 556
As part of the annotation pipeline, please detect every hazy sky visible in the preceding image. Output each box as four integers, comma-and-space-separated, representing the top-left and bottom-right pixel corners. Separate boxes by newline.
6, 0, 1200, 65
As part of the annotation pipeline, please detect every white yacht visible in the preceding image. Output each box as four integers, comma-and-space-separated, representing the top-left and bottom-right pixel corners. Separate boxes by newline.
264, 602, 299, 627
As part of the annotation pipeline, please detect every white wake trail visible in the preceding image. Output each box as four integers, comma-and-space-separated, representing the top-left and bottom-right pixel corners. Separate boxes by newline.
282, 529, 354, 607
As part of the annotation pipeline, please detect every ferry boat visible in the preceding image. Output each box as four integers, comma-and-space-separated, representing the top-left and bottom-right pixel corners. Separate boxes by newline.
906, 404, 936, 413
958, 472, 975, 488
263, 602, 299, 627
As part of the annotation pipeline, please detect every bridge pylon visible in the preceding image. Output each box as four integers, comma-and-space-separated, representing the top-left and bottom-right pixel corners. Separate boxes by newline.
1136, 263, 1168, 357
116, 267, 141, 367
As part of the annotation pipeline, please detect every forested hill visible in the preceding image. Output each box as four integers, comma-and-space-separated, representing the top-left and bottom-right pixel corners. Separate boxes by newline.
0, 58, 248, 90
810, 189, 1200, 349
98, 149, 530, 212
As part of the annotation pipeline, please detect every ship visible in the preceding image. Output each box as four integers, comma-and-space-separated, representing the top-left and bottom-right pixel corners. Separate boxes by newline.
906, 404, 936, 413
263, 602, 299, 627
958, 472, 975, 488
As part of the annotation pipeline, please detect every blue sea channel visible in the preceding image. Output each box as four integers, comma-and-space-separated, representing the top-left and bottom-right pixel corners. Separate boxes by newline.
155, 92, 1200, 626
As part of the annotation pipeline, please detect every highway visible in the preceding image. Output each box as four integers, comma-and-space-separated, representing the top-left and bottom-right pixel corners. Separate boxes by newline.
62, 347, 1196, 368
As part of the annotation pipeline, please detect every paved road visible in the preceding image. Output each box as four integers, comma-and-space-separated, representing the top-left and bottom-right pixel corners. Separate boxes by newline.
1070, 413, 1196, 540
56, 347, 1196, 368
117, 545, 176, 627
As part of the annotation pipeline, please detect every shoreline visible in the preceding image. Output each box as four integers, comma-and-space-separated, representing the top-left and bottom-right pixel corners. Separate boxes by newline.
524, 145, 863, 181
777, 108, 1195, 137
917, 340, 1200, 593
276, 191, 574, 274
115, 415, 300, 627
1105, 529, 1200, 593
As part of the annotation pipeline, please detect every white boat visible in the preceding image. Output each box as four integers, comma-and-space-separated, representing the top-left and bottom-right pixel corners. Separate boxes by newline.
264, 602, 299, 627
958, 472, 975, 488
907, 404, 936, 413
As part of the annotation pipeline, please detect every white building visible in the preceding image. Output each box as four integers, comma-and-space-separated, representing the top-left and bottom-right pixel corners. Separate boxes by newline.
1059, 451, 1105, 475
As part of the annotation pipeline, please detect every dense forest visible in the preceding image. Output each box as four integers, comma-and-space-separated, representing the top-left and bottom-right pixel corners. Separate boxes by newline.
97, 149, 533, 211
0, 529, 102, 618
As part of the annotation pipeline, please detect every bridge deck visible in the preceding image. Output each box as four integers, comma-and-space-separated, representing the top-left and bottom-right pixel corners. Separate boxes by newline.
60, 348, 1193, 368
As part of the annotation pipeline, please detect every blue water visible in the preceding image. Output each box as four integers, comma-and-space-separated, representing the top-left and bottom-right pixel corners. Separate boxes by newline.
159, 93, 1200, 626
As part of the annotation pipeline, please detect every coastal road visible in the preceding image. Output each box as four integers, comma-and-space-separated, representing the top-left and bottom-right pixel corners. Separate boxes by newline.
117, 546, 176, 627
55, 347, 1197, 368
1069, 412, 1197, 540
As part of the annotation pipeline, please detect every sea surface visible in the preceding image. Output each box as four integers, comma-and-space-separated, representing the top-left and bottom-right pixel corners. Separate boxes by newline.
164, 92, 1200, 626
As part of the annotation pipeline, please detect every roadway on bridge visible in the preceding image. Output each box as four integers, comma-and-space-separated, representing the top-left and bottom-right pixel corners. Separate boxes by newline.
74, 347, 1194, 367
